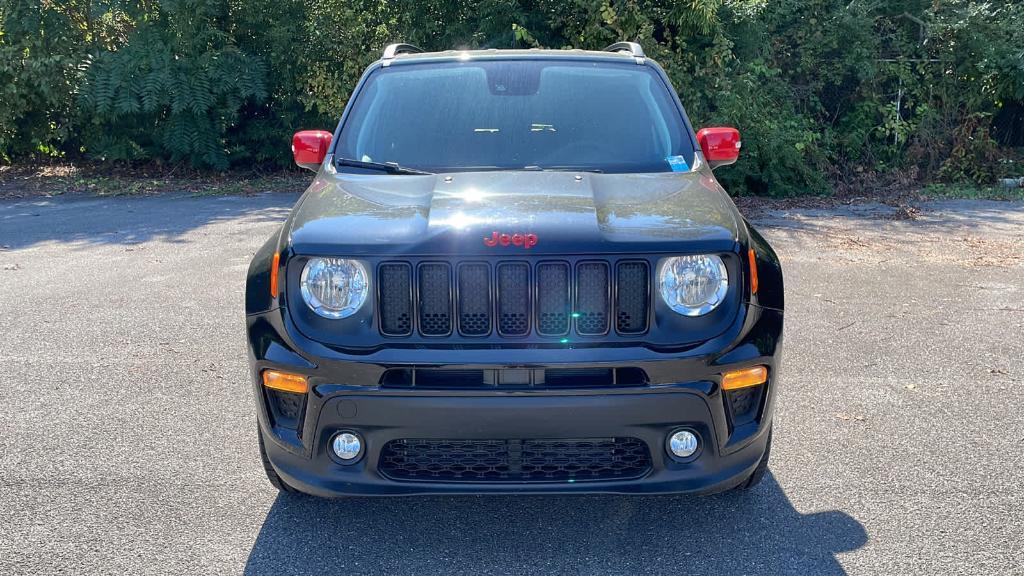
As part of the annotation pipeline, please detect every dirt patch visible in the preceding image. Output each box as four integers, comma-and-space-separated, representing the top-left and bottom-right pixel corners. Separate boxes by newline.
0, 163, 311, 200
827, 234, 897, 253
756, 195, 1024, 271
937, 236, 1024, 268
735, 193, 932, 221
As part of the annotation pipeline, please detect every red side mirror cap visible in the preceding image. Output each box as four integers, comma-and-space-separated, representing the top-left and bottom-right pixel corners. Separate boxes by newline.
696, 127, 741, 168
292, 130, 333, 171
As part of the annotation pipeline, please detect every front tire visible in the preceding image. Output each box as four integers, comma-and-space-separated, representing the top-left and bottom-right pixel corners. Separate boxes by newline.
258, 425, 297, 493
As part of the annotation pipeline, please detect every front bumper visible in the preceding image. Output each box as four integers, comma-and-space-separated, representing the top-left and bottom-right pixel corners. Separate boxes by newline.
262, 388, 772, 496
248, 304, 783, 496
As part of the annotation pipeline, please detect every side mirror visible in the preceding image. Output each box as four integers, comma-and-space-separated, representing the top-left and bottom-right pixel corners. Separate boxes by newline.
292, 130, 333, 171
696, 127, 741, 169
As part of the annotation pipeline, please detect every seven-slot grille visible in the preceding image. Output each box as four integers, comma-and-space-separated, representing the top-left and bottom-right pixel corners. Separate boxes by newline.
377, 260, 650, 338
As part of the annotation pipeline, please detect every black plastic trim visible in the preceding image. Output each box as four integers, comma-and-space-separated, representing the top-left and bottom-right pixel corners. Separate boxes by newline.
455, 261, 493, 337
416, 261, 454, 337
377, 261, 414, 337
535, 261, 572, 337
574, 260, 611, 336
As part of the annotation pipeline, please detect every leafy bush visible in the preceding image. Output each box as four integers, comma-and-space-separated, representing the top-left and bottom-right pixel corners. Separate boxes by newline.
0, 0, 1021, 193
78, 0, 265, 169
0, 1, 81, 159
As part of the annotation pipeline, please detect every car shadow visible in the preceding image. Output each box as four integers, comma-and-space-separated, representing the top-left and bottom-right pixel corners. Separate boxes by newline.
0, 192, 297, 251
243, 473, 866, 575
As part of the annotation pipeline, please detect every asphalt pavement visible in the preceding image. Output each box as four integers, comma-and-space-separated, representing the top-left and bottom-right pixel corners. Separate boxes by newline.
1, 192, 1022, 575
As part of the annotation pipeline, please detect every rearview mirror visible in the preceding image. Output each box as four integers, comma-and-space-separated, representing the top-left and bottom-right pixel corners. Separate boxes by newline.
696, 127, 741, 169
292, 130, 333, 171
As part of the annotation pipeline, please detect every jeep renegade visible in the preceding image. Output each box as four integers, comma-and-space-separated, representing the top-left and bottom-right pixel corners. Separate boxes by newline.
246, 42, 784, 496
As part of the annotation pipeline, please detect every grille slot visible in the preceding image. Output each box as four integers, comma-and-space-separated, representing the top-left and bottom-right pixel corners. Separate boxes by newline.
418, 263, 452, 336
380, 367, 648, 389
457, 263, 491, 336
575, 261, 609, 335
497, 262, 530, 336
378, 262, 413, 336
379, 438, 651, 482
543, 368, 613, 387
616, 261, 650, 334
536, 262, 570, 336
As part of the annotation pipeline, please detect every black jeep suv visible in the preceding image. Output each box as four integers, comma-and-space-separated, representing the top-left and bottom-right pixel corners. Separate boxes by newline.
246, 43, 783, 496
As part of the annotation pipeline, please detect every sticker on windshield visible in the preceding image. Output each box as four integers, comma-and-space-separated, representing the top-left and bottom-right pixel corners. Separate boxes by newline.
666, 155, 691, 172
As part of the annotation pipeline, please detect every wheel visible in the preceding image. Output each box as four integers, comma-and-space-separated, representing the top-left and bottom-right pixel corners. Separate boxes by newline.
258, 425, 297, 493
734, 427, 772, 491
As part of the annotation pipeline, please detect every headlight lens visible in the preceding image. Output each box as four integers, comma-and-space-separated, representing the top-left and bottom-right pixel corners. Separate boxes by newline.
659, 255, 729, 316
300, 258, 369, 319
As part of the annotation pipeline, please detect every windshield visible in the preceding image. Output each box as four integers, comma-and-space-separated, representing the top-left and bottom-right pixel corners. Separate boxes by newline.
335, 59, 696, 174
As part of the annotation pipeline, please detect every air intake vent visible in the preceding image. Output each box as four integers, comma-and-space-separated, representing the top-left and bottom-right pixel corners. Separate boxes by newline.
457, 263, 491, 336
379, 437, 652, 482
536, 262, 570, 336
418, 263, 452, 336
726, 386, 765, 429
575, 261, 609, 335
616, 261, 649, 334
378, 262, 412, 336
266, 389, 304, 429
497, 262, 530, 336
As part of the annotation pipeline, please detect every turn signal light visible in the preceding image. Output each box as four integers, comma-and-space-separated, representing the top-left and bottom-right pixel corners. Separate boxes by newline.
270, 252, 281, 298
748, 248, 758, 294
722, 366, 768, 390
262, 370, 308, 394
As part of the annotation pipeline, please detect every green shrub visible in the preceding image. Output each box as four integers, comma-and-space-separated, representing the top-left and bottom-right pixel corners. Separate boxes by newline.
0, 1, 80, 159
78, 0, 266, 169
1, 0, 1020, 191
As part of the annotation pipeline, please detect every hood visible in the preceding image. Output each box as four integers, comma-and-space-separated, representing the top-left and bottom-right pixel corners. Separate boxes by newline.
286, 169, 743, 256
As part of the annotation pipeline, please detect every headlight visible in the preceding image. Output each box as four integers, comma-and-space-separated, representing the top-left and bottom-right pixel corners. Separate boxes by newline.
659, 255, 728, 316
299, 258, 369, 319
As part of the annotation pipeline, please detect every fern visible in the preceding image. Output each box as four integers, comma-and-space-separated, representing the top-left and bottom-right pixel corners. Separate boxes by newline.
78, 0, 266, 169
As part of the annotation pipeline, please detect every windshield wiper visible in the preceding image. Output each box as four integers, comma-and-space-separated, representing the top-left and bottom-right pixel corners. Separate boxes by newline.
334, 157, 433, 175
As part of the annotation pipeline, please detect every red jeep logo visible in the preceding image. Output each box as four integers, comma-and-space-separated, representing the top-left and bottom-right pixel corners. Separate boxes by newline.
484, 231, 538, 249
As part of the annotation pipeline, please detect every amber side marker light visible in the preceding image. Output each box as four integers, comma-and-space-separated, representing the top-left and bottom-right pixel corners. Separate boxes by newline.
270, 252, 281, 298
748, 248, 759, 294
722, 366, 768, 390
262, 370, 308, 394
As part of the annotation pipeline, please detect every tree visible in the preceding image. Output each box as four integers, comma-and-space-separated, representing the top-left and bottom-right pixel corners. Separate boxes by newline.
79, 0, 265, 168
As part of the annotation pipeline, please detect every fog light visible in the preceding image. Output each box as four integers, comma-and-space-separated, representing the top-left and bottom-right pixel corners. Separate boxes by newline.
668, 430, 700, 459
331, 432, 362, 461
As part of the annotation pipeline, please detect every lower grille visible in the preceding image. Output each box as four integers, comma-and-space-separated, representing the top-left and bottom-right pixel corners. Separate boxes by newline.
378, 437, 651, 482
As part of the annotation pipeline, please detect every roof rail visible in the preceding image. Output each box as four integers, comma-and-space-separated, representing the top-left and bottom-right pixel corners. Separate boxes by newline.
603, 42, 645, 63
381, 43, 423, 66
